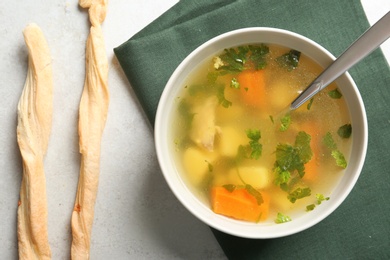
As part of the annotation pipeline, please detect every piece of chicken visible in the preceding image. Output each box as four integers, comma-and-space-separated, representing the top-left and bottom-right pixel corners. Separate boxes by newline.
70, 1, 109, 259
16, 23, 53, 260
189, 96, 219, 151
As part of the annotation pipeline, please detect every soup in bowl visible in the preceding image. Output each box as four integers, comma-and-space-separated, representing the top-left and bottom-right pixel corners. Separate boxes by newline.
154, 28, 367, 238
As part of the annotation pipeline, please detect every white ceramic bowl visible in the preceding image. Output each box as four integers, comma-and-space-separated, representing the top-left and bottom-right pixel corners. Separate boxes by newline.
154, 28, 367, 239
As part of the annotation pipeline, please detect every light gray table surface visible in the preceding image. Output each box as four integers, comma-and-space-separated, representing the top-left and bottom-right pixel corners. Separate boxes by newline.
1, 1, 389, 259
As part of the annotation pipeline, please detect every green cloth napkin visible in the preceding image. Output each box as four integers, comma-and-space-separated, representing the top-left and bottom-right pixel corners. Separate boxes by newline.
114, 0, 390, 258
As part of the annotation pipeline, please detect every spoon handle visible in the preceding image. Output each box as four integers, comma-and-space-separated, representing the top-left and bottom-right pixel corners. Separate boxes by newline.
291, 10, 390, 110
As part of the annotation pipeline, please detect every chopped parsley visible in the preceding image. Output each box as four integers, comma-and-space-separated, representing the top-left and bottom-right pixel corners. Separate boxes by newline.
273, 167, 291, 186
323, 132, 337, 150
274, 131, 313, 186
248, 44, 269, 70
337, 124, 352, 139
307, 98, 314, 110
188, 82, 232, 108
275, 212, 292, 224
288, 187, 311, 203
316, 193, 330, 205
230, 77, 240, 89
295, 131, 313, 162
246, 129, 262, 159
216, 84, 232, 108
279, 113, 291, 132
222, 184, 263, 205
328, 88, 342, 99
331, 150, 348, 169
205, 160, 213, 172
223, 184, 236, 193
306, 194, 330, 211
217, 47, 248, 73
269, 115, 274, 124
276, 50, 301, 71
216, 44, 269, 74
237, 129, 263, 160
207, 72, 218, 84
245, 184, 264, 205
323, 132, 348, 168
306, 204, 316, 211
246, 129, 261, 140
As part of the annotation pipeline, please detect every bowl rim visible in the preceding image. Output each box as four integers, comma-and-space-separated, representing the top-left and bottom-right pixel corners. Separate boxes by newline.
154, 27, 368, 239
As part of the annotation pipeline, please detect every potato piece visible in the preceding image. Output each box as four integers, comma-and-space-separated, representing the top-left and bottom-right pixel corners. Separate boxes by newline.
213, 166, 269, 189
239, 166, 270, 189
235, 166, 270, 189
183, 147, 216, 186
218, 126, 247, 157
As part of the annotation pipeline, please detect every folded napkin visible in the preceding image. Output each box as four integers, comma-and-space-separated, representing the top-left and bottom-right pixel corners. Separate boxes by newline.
114, 0, 390, 258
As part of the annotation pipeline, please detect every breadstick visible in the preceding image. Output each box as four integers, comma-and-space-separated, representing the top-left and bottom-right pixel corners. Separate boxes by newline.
16, 23, 53, 260
71, 1, 109, 259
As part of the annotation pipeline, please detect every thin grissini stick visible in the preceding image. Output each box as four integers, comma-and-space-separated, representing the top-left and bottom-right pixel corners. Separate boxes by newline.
17, 23, 53, 260
71, 0, 109, 259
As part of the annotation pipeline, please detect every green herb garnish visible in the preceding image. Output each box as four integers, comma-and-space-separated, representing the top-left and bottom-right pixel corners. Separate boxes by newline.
269, 115, 274, 124
306, 204, 316, 211
276, 49, 301, 71
331, 150, 348, 168
307, 98, 314, 110
275, 212, 292, 224
217, 47, 248, 73
279, 113, 291, 132
245, 184, 264, 205
221, 184, 263, 205
216, 85, 232, 108
295, 131, 313, 163
316, 194, 330, 205
188, 82, 232, 109
207, 72, 218, 84
337, 124, 352, 139
288, 187, 311, 203
323, 132, 337, 150
216, 45, 269, 74
235, 129, 263, 161
205, 160, 214, 172
323, 132, 348, 168
230, 77, 240, 89
249, 44, 269, 70
274, 131, 313, 185
273, 167, 291, 186
244, 129, 263, 160
223, 184, 236, 193
328, 88, 342, 99
306, 194, 330, 211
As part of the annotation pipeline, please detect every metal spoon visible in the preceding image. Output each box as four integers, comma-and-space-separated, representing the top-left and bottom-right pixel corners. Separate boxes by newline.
290, 10, 390, 110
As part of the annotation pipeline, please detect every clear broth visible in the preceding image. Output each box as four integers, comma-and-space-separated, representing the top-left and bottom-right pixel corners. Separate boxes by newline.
171, 44, 352, 223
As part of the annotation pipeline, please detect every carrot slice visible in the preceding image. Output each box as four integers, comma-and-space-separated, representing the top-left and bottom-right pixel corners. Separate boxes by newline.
304, 153, 319, 181
211, 186, 270, 222
237, 70, 267, 109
